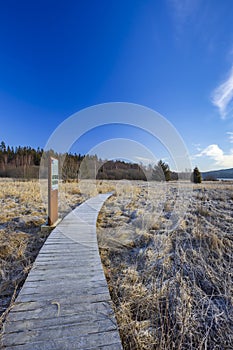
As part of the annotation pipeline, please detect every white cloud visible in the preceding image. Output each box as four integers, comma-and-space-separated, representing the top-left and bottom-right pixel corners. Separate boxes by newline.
227, 131, 233, 143
211, 66, 233, 119
195, 144, 233, 168
192, 143, 202, 151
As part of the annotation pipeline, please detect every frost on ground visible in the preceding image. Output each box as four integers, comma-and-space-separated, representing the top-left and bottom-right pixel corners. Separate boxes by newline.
97, 181, 233, 350
0, 178, 112, 328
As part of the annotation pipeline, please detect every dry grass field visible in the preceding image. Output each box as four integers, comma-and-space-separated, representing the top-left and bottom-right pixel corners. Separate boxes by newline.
0, 178, 232, 349
97, 181, 233, 350
0, 178, 46, 321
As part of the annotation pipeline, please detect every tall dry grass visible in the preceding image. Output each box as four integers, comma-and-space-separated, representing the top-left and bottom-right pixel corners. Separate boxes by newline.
97, 181, 233, 349
0, 179, 47, 327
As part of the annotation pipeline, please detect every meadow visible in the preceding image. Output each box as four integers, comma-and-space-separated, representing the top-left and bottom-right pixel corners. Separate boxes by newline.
97, 181, 233, 349
0, 178, 232, 349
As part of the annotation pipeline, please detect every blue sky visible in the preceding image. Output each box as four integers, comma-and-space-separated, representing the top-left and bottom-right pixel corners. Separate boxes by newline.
1, 0, 233, 171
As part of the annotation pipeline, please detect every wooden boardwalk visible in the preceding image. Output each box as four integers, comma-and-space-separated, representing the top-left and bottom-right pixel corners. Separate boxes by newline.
1, 193, 123, 350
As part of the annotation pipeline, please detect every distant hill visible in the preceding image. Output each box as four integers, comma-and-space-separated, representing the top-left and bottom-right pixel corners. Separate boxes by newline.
202, 168, 233, 180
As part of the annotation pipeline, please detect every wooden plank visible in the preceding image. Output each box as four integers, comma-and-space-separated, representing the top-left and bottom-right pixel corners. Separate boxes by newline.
16, 290, 110, 303
1, 193, 123, 350
25, 270, 105, 281
2, 328, 121, 348
2, 333, 122, 350
3, 342, 122, 350
3, 315, 118, 335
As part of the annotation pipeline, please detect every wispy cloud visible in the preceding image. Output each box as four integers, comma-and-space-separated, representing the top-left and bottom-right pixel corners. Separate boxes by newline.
195, 144, 233, 168
211, 65, 233, 119
227, 131, 233, 143
192, 143, 202, 152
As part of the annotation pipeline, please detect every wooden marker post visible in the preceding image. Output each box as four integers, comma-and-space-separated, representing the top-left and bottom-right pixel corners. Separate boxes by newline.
48, 157, 59, 226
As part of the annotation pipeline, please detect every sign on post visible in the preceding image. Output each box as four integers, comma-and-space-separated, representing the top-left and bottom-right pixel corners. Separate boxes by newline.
48, 157, 59, 226
51, 158, 59, 190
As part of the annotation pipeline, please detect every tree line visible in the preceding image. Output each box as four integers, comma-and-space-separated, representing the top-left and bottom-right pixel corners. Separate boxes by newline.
0, 141, 201, 182
0, 141, 43, 178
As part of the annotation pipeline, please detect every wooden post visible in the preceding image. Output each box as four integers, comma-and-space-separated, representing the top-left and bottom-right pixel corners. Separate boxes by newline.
48, 157, 59, 226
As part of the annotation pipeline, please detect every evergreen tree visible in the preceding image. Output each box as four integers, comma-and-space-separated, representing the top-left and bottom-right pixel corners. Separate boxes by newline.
0, 141, 6, 152
152, 160, 171, 181
191, 166, 202, 183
